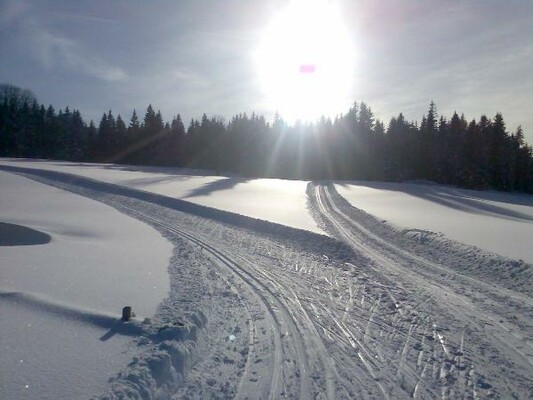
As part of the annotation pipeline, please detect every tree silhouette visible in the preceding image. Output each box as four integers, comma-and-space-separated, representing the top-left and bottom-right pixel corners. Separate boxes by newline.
1, 84, 532, 193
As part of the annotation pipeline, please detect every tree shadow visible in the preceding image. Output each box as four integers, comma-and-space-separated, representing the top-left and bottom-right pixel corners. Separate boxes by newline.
1, 165, 353, 260
120, 175, 195, 187
183, 177, 251, 198
335, 180, 533, 222
1, 158, 228, 180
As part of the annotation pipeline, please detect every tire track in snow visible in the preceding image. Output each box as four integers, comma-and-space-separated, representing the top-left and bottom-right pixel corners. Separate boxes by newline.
314, 185, 436, 392
120, 192, 388, 398
257, 237, 452, 398
319, 183, 532, 312
7, 166, 290, 399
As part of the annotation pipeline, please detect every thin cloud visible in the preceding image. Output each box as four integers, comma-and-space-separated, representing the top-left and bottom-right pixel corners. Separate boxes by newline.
192, 29, 256, 43
32, 29, 128, 82
172, 69, 207, 85
48, 11, 117, 24
4, 2, 128, 83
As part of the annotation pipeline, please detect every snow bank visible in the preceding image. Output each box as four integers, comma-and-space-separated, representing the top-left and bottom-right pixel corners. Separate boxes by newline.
0, 170, 171, 316
0, 165, 347, 259
101, 315, 205, 400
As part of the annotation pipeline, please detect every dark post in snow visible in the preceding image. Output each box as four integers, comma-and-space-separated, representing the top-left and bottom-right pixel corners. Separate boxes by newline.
122, 306, 132, 321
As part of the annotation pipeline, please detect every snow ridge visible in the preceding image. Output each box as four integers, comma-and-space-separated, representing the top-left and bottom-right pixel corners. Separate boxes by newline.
98, 240, 209, 399
101, 317, 205, 400
0, 287, 203, 400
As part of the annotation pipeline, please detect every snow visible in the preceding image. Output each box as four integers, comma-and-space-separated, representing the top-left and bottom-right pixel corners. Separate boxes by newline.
0, 159, 322, 234
4, 160, 531, 264
1, 300, 132, 400
0, 159, 531, 399
0, 171, 171, 400
335, 181, 533, 263
2, 160, 532, 265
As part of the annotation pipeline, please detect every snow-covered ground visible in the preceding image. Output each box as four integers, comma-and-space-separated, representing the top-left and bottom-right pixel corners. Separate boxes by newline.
0, 159, 531, 399
335, 181, 533, 263
3, 159, 532, 264
0, 159, 321, 234
0, 171, 171, 400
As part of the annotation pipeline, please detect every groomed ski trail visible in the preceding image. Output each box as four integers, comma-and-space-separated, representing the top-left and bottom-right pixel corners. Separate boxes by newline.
3, 164, 531, 399
1, 166, 350, 399
309, 182, 532, 399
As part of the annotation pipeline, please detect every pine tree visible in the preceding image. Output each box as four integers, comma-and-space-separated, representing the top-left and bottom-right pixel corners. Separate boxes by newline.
488, 113, 508, 189
129, 109, 140, 131
155, 110, 164, 132
116, 115, 126, 135
171, 114, 185, 136
417, 101, 438, 180
142, 104, 157, 132
86, 120, 97, 160
426, 101, 437, 133
116, 115, 127, 145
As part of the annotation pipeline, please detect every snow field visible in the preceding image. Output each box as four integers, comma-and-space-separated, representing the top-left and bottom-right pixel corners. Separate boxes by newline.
0, 159, 322, 234
0, 171, 171, 400
335, 181, 533, 264
1, 160, 531, 399
0, 171, 171, 315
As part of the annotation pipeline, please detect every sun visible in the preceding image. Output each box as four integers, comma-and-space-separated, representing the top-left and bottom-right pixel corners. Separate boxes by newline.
255, 0, 355, 123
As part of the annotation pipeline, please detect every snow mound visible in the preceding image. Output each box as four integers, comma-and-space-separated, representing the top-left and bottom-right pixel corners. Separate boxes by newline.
0, 222, 51, 246
402, 228, 437, 244
397, 227, 533, 293
97, 244, 210, 400
335, 180, 533, 263
101, 314, 205, 400
0, 159, 323, 235
1, 165, 351, 261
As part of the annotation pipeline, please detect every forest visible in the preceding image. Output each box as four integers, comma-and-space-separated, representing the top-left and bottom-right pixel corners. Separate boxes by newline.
1, 83, 531, 192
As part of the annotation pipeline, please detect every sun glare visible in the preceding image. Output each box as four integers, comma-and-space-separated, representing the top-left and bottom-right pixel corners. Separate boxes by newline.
255, 0, 355, 123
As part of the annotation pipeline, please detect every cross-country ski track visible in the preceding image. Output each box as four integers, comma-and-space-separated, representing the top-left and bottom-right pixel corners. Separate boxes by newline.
1, 165, 531, 399
310, 182, 532, 399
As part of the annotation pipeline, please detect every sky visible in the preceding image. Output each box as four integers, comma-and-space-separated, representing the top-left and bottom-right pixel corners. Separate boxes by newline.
1, 0, 532, 142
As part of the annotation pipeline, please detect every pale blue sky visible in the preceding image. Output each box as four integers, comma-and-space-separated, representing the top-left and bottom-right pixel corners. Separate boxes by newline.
1, 0, 532, 141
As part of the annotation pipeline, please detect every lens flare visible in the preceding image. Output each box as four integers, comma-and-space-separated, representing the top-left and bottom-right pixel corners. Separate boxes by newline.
255, 0, 355, 122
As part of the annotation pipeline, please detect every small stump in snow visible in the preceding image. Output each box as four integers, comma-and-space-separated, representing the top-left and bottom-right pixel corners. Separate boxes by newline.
122, 306, 132, 321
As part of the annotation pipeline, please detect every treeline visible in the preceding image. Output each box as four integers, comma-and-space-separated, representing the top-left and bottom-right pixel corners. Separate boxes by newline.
1, 84, 532, 192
